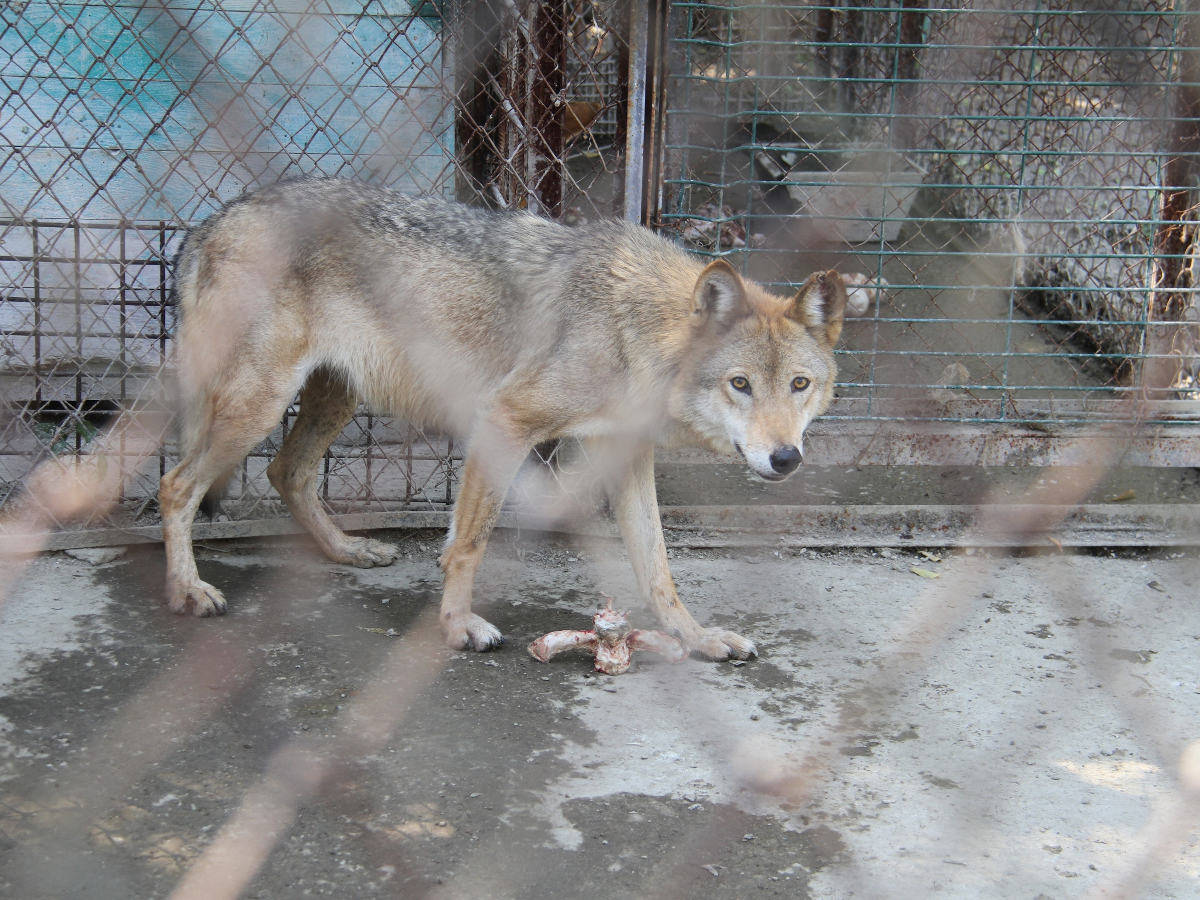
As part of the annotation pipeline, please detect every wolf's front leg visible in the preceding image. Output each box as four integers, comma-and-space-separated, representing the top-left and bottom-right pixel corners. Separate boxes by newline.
438, 418, 533, 651
611, 445, 757, 661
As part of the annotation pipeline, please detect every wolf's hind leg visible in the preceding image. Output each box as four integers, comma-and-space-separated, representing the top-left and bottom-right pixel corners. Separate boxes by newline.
438, 416, 534, 651
267, 368, 398, 568
161, 376, 298, 617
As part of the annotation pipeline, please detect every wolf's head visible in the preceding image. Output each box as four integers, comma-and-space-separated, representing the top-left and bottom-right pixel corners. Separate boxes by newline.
672, 260, 847, 481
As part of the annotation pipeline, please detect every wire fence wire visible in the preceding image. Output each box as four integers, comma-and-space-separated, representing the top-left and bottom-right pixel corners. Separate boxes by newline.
0, 0, 634, 533
1, 0, 1199, 544
659, 0, 1200, 428
0, 3, 1197, 898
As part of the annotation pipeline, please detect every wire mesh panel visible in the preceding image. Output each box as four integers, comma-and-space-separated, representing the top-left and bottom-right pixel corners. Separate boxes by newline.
4, 0, 1200, 545
0, 0, 633, 533
659, 0, 1200, 436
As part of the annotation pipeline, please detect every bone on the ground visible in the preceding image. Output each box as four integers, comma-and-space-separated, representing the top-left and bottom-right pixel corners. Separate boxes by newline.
527, 597, 688, 674
527, 630, 597, 663
594, 639, 633, 676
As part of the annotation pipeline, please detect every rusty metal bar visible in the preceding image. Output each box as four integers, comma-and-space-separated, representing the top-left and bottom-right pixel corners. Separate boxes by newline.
530, 0, 567, 216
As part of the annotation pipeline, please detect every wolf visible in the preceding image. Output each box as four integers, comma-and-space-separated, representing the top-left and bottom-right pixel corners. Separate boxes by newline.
161, 177, 852, 659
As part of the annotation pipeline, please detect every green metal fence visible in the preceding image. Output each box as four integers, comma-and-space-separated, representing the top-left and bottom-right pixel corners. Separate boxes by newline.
657, 1, 1200, 462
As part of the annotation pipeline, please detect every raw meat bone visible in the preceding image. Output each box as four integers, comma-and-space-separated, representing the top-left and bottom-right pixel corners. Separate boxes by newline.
527, 597, 687, 675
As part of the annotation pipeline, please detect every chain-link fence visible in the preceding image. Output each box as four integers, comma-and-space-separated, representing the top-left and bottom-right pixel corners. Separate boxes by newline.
3, 0, 1200, 546
2, 6, 1199, 896
1, 0, 638, 538
659, 0, 1200, 447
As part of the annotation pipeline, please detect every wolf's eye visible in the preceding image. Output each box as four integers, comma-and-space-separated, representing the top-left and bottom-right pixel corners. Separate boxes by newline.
729, 376, 751, 394
791, 376, 811, 392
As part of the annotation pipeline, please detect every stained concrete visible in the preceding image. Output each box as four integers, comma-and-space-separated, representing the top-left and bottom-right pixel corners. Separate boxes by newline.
0, 530, 1197, 897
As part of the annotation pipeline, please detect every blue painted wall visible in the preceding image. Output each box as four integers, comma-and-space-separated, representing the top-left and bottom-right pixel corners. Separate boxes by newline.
1, 1, 452, 224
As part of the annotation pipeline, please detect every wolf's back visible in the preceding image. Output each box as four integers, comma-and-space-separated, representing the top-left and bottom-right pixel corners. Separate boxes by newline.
173, 177, 674, 309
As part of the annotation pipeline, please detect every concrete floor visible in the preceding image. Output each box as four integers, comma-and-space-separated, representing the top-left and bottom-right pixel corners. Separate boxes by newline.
0, 530, 1197, 897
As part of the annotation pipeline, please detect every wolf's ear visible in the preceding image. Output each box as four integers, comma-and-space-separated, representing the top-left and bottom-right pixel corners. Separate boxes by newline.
791, 269, 847, 346
691, 259, 748, 323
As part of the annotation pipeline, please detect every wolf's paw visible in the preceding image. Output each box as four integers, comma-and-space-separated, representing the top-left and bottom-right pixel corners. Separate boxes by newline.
330, 536, 399, 568
686, 627, 757, 661
168, 580, 228, 617
442, 613, 504, 652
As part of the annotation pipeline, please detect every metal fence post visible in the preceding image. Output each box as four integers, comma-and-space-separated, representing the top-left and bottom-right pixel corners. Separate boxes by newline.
622, 0, 650, 224
530, 0, 567, 217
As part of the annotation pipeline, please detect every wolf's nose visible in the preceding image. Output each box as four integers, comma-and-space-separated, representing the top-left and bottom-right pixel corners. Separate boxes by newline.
769, 444, 802, 475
